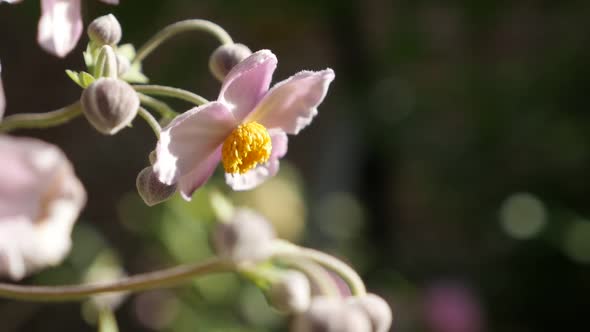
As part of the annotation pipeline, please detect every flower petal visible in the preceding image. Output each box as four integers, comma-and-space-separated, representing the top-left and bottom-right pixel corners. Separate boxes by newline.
225, 130, 287, 191
0, 135, 86, 280
247, 69, 335, 135
99, 0, 119, 4
37, 0, 83, 57
218, 50, 277, 121
153, 102, 237, 186
177, 147, 222, 201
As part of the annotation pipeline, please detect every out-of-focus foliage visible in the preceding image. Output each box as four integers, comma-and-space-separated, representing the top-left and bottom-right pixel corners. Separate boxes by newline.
1, 0, 590, 331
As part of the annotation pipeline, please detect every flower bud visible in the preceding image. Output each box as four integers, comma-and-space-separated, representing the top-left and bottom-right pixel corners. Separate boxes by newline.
136, 166, 177, 206
88, 14, 122, 46
209, 43, 252, 82
212, 208, 276, 263
81, 77, 139, 135
291, 297, 372, 332
348, 294, 393, 332
96, 45, 119, 78
268, 271, 311, 313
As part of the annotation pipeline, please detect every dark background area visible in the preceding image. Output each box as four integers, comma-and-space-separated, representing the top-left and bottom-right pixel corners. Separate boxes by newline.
1, 0, 590, 331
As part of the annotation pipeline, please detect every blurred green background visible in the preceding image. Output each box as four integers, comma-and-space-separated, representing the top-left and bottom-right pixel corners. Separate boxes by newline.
2, 0, 590, 331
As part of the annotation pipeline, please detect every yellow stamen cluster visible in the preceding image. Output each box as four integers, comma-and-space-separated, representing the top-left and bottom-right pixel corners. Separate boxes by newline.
222, 121, 272, 174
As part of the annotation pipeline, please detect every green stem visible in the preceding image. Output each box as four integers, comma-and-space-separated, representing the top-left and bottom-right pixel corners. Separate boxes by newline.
133, 85, 208, 106
137, 106, 162, 138
273, 240, 367, 296
0, 258, 232, 302
0, 102, 82, 133
137, 93, 178, 118
132, 19, 233, 65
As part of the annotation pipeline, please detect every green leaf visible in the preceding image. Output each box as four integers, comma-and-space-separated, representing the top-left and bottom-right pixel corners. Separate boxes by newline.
98, 309, 119, 332
66, 70, 84, 88
116, 43, 136, 60
79, 72, 96, 88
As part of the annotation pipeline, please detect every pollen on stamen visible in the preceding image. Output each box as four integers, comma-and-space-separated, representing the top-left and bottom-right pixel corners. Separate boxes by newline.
221, 122, 272, 174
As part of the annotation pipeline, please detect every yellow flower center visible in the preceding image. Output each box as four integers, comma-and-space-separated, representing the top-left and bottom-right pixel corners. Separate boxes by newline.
221, 121, 272, 174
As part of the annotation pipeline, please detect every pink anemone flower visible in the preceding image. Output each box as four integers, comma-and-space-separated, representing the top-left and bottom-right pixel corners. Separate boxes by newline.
1, 0, 118, 57
0, 135, 86, 280
153, 50, 335, 200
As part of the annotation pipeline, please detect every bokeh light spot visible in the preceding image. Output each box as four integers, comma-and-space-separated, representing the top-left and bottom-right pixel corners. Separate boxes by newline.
500, 192, 546, 239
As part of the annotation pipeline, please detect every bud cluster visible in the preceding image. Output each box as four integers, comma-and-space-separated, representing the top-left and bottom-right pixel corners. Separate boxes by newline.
292, 294, 392, 332
208, 203, 392, 332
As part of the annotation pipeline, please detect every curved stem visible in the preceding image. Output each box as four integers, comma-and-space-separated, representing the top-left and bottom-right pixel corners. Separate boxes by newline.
273, 240, 367, 296
137, 106, 162, 139
138, 93, 178, 118
133, 19, 233, 65
276, 257, 341, 297
133, 85, 208, 106
0, 258, 232, 302
0, 101, 82, 133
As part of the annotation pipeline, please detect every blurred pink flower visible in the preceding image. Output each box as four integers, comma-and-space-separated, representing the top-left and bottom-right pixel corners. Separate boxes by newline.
153, 50, 335, 199
1, 0, 118, 57
422, 282, 484, 332
0, 135, 86, 280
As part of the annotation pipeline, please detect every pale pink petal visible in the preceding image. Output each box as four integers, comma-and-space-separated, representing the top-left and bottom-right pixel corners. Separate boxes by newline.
0, 0, 25, 3
153, 102, 237, 186
225, 130, 287, 191
0, 61, 5, 121
178, 147, 222, 201
247, 69, 335, 135
218, 50, 277, 121
99, 0, 119, 4
0, 135, 86, 280
37, 0, 83, 57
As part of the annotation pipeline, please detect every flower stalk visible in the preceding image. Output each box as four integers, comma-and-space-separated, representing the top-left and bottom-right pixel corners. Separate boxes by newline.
137, 106, 162, 138
132, 19, 233, 65
273, 240, 367, 296
0, 258, 232, 302
133, 84, 208, 106
0, 101, 82, 133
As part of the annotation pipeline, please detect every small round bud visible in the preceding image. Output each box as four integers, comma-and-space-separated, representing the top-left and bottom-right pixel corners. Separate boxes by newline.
81, 78, 139, 135
88, 14, 122, 45
212, 208, 276, 263
96, 45, 118, 78
136, 167, 177, 206
268, 271, 311, 313
209, 43, 252, 82
348, 294, 393, 332
291, 297, 372, 332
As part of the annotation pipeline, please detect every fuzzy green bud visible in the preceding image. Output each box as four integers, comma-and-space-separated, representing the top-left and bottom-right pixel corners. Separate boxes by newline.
212, 208, 276, 263
268, 271, 311, 313
88, 14, 122, 46
209, 43, 252, 82
81, 78, 139, 135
